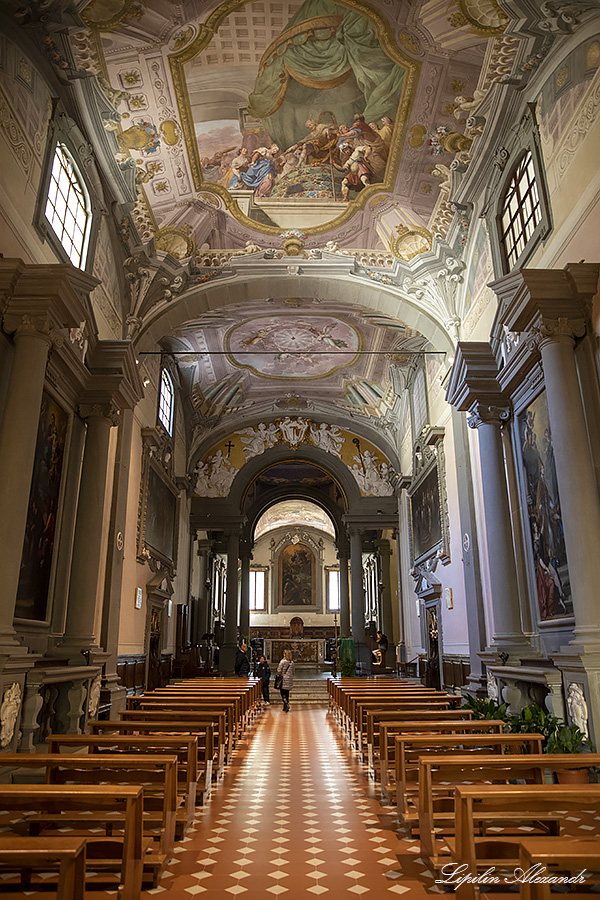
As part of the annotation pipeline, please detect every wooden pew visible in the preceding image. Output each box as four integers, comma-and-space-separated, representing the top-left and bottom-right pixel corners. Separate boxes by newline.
2, 753, 177, 869
0, 836, 86, 898
366, 708, 475, 773
376, 717, 502, 788
128, 696, 239, 745
155, 680, 261, 728
394, 733, 544, 828
0, 784, 144, 900
120, 706, 231, 768
518, 837, 600, 900
46, 733, 202, 832
91, 712, 223, 778
418, 752, 600, 868
451, 784, 600, 900
353, 694, 457, 749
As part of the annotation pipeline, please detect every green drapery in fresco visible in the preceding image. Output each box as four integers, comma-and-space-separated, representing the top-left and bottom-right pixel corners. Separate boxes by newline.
247, 0, 405, 151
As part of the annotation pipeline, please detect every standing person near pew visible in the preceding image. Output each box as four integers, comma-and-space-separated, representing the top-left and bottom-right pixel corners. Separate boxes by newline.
235, 642, 250, 677
257, 655, 271, 705
276, 649, 295, 712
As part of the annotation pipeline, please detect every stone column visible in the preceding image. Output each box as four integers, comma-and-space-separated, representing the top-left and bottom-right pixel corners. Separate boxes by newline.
446, 342, 530, 665
220, 529, 240, 673
337, 543, 350, 637
450, 409, 488, 695
195, 541, 212, 645
99, 408, 135, 714
535, 320, 600, 645
60, 399, 119, 660
0, 316, 53, 649
349, 528, 370, 672
377, 539, 394, 649
468, 403, 529, 654
239, 540, 253, 642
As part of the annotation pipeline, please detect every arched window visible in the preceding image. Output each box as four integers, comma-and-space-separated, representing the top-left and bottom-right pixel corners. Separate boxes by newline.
44, 143, 91, 269
158, 369, 175, 435
500, 151, 542, 271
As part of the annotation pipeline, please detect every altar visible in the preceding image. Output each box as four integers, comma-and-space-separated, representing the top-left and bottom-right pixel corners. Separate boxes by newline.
267, 639, 325, 666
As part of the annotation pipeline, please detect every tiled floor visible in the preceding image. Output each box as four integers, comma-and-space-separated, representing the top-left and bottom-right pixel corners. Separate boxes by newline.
5, 702, 600, 899
156, 703, 426, 899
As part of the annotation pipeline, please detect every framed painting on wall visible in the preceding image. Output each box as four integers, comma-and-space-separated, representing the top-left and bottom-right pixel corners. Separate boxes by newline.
15, 391, 69, 621
137, 451, 179, 569
517, 390, 572, 621
278, 542, 315, 607
410, 465, 442, 562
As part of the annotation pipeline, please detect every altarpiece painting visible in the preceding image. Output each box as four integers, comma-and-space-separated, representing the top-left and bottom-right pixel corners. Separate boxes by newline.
278, 542, 315, 606
15, 392, 68, 621
518, 390, 572, 620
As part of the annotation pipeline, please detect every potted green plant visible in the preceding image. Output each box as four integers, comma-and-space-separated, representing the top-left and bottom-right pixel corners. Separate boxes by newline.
506, 704, 561, 751
461, 697, 509, 721
546, 724, 593, 783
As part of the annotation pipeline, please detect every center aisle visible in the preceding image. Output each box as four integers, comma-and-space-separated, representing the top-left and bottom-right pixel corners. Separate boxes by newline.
157, 705, 432, 900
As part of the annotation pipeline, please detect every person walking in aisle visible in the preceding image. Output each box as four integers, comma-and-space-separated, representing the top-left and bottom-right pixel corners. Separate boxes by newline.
276, 648, 295, 712
257, 654, 271, 705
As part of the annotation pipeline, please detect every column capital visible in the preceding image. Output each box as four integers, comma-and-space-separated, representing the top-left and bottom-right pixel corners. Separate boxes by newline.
467, 401, 511, 429
530, 316, 587, 350
446, 342, 506, 413
490, 263, 599, 336
1, 259, 95, 336
86, 341, 144, 410
78, 399, 121, 426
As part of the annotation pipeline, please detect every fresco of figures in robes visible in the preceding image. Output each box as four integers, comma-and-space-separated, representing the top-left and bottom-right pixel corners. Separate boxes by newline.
518, 391, 572, 621
186, 0, 406, 224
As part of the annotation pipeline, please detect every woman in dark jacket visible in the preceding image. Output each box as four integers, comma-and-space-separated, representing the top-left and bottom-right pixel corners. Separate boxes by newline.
276, 649, 295, 712
256, 655, 271, 705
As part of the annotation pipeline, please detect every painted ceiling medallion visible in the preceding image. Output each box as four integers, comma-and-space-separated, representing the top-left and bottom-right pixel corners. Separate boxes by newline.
170, 0, 417, 234
225, 314, 361, 379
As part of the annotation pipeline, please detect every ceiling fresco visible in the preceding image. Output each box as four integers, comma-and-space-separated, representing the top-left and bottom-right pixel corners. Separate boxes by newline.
165, 297, 430, 427
171, 0, 415, 230
225, 314, 361, 379
76, 0, 502, 249
254, 500, 336, 538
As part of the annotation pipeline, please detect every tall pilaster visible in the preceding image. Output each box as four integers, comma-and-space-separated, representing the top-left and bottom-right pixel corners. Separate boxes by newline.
467, 403, 529, 652
377, 539, 394, 650
99, 407, 136, 714
239, 539, 253, 642
0, 316, 53, 650
220, 529, 240, 673
349, 528, 370, 672
337, 542, 350, 638
194, 540, 212, 645
446, 343, 530, 663
61, 398, 119, 659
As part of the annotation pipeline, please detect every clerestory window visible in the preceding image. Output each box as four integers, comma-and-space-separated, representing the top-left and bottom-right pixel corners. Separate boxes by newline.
44, 143, 91, 269
500, 151, 542, 271
158, 369, 175, 435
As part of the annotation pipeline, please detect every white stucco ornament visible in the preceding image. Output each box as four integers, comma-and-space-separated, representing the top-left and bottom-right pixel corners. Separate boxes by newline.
351, 449, 395, 496
0, 682, 22, 748
237, 422, 279, 460
309, 422, 344, 457
566, 682, 589, 738
487, 674, 499, 702
88, 675, 102, 719
194, 450, 237, 497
